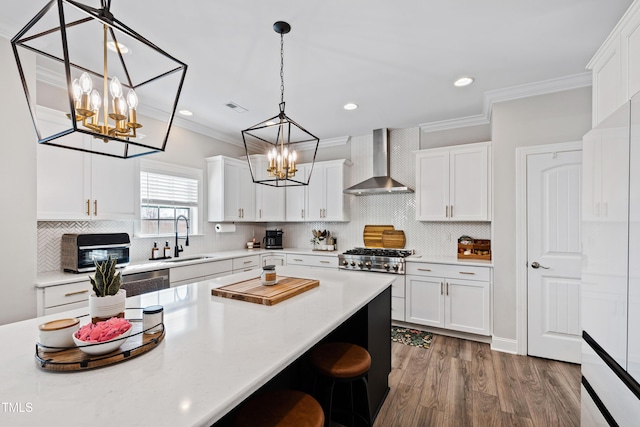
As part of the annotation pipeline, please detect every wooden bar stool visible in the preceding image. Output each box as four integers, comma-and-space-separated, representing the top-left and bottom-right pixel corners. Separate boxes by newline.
309, 342, 372, 427
234, 389, 324, 427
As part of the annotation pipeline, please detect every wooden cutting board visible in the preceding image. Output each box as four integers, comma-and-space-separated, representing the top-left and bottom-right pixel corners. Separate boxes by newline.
382, 230, 406, 249
363, 225, 395, 248
211, 276, 319, 306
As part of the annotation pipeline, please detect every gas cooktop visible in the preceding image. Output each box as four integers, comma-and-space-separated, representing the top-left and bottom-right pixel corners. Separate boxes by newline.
342, 248, 414, 258
338, 248, 415, 274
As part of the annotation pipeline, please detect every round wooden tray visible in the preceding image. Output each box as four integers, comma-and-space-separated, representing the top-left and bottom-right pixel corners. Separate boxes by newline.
35, 320, 165, 372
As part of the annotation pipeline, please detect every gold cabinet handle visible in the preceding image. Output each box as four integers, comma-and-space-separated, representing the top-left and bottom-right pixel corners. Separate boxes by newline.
238, 208, 241, 218
301, 209, 304, 218
417, 268, 432, 272
86, 199, 91, 216
450, 205, 453, 217
243, 260, 252, 264
94, 200, 98, 216
259, 208, 262, 219
445, 205, 449, 217
446, 282, 449, 296
293, 258, 303, 262
460, 271, 475, 275
440, 282, 443, 295
320, 260, 330, 264
65, 289, 89, 297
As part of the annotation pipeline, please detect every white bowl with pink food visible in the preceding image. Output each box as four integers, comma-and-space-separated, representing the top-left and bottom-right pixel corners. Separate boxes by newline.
73, 317, 132, 356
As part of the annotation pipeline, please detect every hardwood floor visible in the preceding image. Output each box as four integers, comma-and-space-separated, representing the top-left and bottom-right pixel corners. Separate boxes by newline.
373, 334, 581, 427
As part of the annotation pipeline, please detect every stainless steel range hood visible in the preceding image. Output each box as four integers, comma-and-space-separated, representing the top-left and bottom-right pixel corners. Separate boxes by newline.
343, 128, 413, 195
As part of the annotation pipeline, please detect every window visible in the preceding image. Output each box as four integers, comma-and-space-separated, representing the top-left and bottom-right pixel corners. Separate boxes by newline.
139, 160, 202, 236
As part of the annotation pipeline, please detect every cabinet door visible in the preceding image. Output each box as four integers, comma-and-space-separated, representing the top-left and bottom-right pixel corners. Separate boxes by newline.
36, 115, 91, 220
323, 162, 346, 221
222, 160, 242, 221
444, 278, 490, 335
593, 47, 623, 126
449, 145, 489, 221
306, 164, 325, 221
285, 164, 308, 221
416, 151, 449, 221
90, 152, 137, 220
253, 157, 285, 222
238, 162, 256, 221
405, 275, 444, 328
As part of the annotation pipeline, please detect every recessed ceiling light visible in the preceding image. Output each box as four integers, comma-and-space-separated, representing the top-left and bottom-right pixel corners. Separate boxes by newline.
454, 77, 474, 87
344, 103, 358, 110
107, 41, 129, 54
179, 110, 193, 116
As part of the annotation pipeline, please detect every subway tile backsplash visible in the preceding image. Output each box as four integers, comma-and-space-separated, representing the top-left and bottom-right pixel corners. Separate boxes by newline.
38, 127, 489, 272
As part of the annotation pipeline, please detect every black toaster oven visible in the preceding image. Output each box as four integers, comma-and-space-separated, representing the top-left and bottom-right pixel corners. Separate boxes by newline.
61, 233, 131, 273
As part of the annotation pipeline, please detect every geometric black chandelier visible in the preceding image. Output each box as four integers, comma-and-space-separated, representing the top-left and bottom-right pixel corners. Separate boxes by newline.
241, 21, 319, 187
11, 0, 187, 159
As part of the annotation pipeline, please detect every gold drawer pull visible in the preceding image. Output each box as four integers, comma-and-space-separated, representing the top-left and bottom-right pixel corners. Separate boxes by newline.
86, 199, 91, 216
417, 268, 432, 272
460, 271, 475, 275
293, 258, 303, 262
243, 260, 253, 264
320, 260, 330, 264
64, 289, 89, 297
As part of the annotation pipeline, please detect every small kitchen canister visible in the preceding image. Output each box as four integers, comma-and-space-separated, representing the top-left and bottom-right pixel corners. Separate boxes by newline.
261, 265, 277, 285
143, 305, 164, 334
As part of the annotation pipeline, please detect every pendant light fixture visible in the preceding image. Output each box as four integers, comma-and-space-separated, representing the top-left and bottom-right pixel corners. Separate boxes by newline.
11, 0, 187, 159
241, 21, 319, 187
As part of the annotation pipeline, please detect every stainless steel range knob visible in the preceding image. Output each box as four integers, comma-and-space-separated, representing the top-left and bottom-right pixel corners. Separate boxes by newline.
358, 261, 364, 268
342, 260, 349, 266
393, 264, 399, 271
350, 261, 356, 267
383, 263, 390, 270
365, 261, 371, 268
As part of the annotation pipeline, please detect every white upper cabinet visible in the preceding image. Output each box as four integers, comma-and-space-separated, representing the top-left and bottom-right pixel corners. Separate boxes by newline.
305, 159, 351, 222
207, 156, 256, 222
36, 107, 137, 221
252, 155, 286, 222
285, 160, 351, 222
285, 164, 310, 221
588, 2, 640, 126
415, 142, 491, 221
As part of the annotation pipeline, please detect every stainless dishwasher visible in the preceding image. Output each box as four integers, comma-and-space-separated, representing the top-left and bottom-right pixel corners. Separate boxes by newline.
121, 269, 170, 297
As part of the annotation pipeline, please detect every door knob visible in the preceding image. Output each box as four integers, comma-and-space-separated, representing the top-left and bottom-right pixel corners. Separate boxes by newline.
531, 261, 550, 269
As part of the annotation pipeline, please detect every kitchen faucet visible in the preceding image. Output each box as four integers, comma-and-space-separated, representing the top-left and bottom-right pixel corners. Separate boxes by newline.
174, 215, 190, 257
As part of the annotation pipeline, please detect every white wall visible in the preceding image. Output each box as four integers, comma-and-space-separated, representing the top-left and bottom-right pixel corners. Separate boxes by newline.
0, 38, 38, 324
491, 87, 592, 341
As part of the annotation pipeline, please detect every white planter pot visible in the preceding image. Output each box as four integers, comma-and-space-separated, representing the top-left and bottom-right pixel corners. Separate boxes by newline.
89, 289, 126, 321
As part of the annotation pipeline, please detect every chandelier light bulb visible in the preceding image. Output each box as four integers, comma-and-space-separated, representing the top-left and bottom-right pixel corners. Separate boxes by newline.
114, 96, 127, 116
109, 76, 123, 99
126, 89, 138, 109
72, 79, 82, 101
79, 72, 92, 94
90, 89, 102, 111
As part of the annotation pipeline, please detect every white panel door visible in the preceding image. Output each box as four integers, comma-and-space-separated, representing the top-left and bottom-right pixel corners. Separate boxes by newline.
445, 278, 490, 335
449, 145, 488, 221
405, 276, 444, 328
415, 151, 448, 220
527, 149, 583, 363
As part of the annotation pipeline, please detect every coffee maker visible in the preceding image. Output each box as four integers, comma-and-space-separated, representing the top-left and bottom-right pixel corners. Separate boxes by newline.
264, 229, 283, 249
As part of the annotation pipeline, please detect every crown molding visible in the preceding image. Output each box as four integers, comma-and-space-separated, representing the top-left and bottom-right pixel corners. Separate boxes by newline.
420, 72, 592, 133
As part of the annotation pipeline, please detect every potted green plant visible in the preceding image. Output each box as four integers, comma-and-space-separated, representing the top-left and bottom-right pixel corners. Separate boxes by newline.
88, 256, 126, 323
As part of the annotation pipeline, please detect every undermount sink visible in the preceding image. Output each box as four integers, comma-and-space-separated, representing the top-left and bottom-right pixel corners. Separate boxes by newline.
163, 256, 213, 263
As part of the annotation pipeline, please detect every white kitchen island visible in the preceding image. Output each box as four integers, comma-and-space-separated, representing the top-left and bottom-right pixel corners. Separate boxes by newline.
0, 266, 392, 426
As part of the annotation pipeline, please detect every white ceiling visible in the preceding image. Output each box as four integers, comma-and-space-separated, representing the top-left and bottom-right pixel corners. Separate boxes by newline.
1, 0, 634, 146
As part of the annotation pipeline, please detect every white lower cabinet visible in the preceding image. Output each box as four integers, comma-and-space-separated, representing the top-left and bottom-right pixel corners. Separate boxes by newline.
37, 280, 92, 316
285, 254, 337, 269
389, 275, 406, 322
261, 253, 286, 267
232, 255, 260, 273
405, 262, 491, 336
170, 259, 233, 287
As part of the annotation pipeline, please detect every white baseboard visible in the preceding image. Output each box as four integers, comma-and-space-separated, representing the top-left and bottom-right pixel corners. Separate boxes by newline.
491, 336, 519, 354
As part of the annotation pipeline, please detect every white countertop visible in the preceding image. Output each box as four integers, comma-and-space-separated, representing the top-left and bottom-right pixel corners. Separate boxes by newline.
2, 267, 392, 426
36, 248, 339, 288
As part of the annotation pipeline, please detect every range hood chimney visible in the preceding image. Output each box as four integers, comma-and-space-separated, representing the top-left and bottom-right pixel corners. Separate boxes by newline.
343, 128, 413, 195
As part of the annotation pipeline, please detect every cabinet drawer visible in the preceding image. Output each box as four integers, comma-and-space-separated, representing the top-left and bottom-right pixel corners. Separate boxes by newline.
406, 262, 490, 281
286, 254, 337, 268
232, 255, 260, 272
44, 300, 88, 316
171, 260, 233, 284
44, 281, 91, 308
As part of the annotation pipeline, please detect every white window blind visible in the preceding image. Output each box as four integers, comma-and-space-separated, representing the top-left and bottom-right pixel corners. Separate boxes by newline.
140, 172, 198, 207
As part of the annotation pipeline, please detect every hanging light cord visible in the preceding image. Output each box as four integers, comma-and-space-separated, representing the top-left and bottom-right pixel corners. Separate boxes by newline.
280, 32, 285, 105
